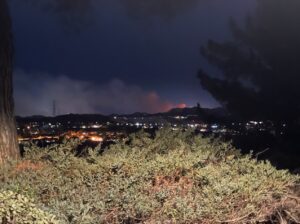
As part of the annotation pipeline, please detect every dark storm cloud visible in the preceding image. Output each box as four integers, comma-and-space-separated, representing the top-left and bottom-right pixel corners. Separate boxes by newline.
120, 0, 201, 21
14, 70, 183, 116
17, 0, 94, 32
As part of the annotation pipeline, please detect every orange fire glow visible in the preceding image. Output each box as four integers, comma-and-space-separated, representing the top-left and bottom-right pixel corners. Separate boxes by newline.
177, 103, 187, 109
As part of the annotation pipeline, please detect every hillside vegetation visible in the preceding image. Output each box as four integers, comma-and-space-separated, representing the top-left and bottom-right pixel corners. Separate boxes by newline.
0, 129, 299, 223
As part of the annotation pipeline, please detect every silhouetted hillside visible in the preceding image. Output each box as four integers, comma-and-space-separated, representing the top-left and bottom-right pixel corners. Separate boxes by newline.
16, 114, 111, 124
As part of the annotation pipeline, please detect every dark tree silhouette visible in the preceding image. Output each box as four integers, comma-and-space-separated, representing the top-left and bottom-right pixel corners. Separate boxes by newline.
199, 0, 300, 123
0, 0, 20, 163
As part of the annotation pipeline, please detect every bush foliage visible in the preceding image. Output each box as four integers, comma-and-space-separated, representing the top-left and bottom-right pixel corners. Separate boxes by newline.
0, 128, 299, 223
0, 190, 58, 224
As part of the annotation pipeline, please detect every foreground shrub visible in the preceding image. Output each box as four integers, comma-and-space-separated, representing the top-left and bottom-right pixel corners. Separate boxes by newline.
0, 128, 299, 223
0, 190, 58, 224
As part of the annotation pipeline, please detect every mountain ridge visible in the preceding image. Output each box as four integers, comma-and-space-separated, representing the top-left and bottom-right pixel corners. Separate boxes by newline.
16, 107, 228, 123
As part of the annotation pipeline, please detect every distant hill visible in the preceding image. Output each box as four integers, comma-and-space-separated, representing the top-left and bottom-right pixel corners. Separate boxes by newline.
109, 107, 229, 123
16, 107, 229, 124
16, 114, 111, 124
161, 107, 200, 116
159, 107, 229, 122
111, 107, 227, 117
115, 112, 151, 118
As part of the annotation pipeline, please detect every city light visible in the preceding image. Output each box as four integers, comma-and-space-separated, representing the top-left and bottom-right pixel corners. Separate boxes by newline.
90, 136, 103, 142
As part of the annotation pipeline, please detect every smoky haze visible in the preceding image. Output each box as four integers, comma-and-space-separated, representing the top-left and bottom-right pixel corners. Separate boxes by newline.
14, 70, 185, 116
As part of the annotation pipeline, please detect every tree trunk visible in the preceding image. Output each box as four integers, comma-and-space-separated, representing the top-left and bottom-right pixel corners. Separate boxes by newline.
0, 0, 20, 164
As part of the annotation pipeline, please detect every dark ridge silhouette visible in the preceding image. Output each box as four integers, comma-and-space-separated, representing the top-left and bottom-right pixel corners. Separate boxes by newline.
16, 106, 228, 124
112, 106, 228, 121
16, 114, 111, 125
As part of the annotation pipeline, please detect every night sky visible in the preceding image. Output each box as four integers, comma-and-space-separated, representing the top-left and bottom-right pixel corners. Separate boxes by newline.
10, 0, 255, 116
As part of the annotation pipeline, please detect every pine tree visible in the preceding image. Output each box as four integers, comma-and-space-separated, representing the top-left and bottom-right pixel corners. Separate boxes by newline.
199, 0, 300, 122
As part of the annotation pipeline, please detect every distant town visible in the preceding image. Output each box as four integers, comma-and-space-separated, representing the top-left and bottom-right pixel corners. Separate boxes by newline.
16, 107, 287, 149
